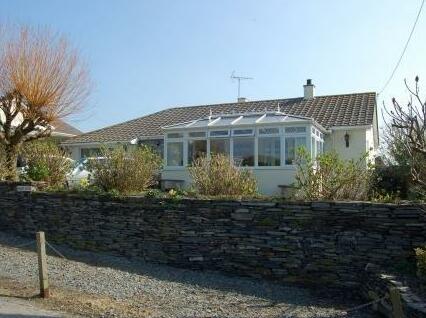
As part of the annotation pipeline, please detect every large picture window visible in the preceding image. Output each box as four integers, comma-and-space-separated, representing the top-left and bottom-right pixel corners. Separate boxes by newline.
233, 138, 254, 166
210, 139, 229, 156
81, 148, 101, 158
285, 136, 306, 165
167, 142, 183, 166
188, 139, 207, 165
258, 137, 280, 166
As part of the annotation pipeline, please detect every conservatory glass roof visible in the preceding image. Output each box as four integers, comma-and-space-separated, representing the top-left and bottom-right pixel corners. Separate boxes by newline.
163, 112, 315, 130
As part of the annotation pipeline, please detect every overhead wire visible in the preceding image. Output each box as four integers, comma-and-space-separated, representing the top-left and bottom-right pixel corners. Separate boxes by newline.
378, 0, 425, 96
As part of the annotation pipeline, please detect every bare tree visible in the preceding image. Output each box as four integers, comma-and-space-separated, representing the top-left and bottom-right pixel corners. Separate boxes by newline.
0, 26, 90, 180
384, 76, 426, 193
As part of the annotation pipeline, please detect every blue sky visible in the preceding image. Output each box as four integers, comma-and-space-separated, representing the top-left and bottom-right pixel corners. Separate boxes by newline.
0, 0, 425, 132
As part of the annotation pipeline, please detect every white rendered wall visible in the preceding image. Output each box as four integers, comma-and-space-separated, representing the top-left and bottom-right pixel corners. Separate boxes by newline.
162, 167, 297, 196
325, 128, 368, 161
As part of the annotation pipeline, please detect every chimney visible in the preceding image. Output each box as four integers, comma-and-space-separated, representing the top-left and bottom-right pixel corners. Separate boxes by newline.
238, 97, 247, 103
303, 79, 315, 100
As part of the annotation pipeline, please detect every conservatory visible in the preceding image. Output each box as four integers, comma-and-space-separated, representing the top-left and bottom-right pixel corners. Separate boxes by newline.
161, 111, 326, 195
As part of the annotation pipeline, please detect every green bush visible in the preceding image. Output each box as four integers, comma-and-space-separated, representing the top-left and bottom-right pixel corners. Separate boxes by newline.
415, 246, 426, 280
88, 145, 162, 195
26, 163, 50, 181
189, 154, 257, 198
22, 140, 73, 187
294, 148, 372, 201
371, 165, 409, 199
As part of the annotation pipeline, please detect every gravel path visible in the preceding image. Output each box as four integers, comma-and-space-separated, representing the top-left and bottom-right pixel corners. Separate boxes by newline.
0, 231, 376, 318
0, 296, 68, 317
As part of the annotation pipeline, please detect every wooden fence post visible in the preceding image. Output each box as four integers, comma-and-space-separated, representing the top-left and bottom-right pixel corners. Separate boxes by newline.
36, 231, 50, 298
389, 287, 404, 318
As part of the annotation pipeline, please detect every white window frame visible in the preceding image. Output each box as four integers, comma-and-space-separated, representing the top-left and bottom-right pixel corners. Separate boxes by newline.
165, 133, 185, 168
209, 130, 230, 138
284, 126, 308, 166
232, 128, 255, 137
187, 133, 208, 166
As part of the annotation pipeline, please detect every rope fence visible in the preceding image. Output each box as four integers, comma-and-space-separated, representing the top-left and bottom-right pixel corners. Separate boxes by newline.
6, 231, 402, 316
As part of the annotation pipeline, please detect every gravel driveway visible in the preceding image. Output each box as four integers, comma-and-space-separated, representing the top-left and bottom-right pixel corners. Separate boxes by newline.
0, 296, 68, 317
0, 231, 376, 318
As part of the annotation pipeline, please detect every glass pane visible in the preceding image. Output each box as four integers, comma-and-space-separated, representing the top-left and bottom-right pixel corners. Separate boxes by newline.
285, 137, 295, 165
210, 139, 230, 156
188, 139, 207, 165
210, 130, 229, 137
258, 137, 281, 166
233, 138, 254, 166
259, 127, 279, 135
316, 140, 322, 155
81, 148, 101, 158
285, 126, 306, 133
167, 142, 183, 166
285, 137, 306, 165
167, 133, 183, 138
232, 129, 254, 136
189, 131, 206, 138
139, 139, 164, 158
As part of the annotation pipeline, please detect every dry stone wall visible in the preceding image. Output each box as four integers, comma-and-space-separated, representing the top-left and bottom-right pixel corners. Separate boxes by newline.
0, 182, 425, 289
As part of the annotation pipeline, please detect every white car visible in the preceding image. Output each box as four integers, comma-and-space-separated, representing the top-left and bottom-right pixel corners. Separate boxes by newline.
66, 158, 90, 187
66, 157, 106, 188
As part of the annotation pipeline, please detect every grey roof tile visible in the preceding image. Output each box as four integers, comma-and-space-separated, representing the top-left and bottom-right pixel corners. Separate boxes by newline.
62, 92, 376, 144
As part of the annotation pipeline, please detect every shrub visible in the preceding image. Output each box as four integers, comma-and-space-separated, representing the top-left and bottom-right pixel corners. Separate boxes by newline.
294, 148, 372, 200
88, 145, 162, 195
189, 154, 257, 197
415, 246, 426, 280
22, 140, 73, 187
370, 165, 409, 199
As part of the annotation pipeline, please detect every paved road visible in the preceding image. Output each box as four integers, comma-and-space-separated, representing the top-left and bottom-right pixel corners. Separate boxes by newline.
0, 296, 67, 318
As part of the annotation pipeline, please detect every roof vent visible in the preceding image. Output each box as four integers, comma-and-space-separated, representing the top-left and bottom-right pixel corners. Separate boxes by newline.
303, 79, 315, 100
237, 97, 247, 103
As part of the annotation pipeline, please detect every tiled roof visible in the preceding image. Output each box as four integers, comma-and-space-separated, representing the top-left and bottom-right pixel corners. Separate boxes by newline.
52, 119, 83, 136
62, 92, 376, 144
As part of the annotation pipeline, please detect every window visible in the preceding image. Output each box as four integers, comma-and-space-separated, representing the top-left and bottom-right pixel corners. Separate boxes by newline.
189, 131, 206, 138
210, 139, 230, 156
81, 148, 101, 158
258, 137, 281, 166
285, 127, 306, 133
167, 133, 183, 138
139, 139, 164, 158
188, 139, 207, 165
285, 136, 306, 165
259, 127, 279, 135
316, 140, 322, 155
167, 142, 183, 166
209, 130, 229, 137
233, 138, 254, 166
232, 129, 254, 136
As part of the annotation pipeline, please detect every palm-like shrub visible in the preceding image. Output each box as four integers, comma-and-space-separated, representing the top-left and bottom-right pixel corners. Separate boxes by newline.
189, 154, 257, 197
294, 148, 372, 200
88, 145, 162, 194
22, 140, 72, 187
415, 246, 426, 281
0, 145, 8, 180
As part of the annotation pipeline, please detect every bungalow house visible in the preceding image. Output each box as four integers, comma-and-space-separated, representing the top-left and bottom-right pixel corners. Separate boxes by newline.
50, 119, 83, 141
61, 80, 379, 195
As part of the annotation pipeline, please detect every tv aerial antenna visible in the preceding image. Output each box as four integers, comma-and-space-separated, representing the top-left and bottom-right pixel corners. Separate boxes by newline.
231, 71, 253, 99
